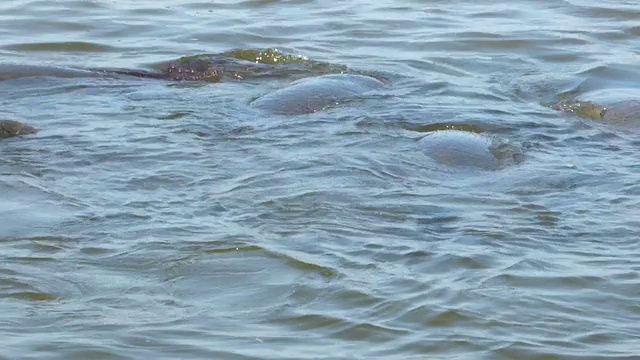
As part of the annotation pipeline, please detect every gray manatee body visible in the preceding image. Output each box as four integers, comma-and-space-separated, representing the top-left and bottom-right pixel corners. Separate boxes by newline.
250, 74, 385, 115
418, 130, 521, 171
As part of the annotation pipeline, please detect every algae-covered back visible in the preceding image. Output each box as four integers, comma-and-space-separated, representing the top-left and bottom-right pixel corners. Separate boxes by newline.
552, 100, 606, 120
0, 48, 359, 84
0, 120, 37, 139
553, 99, 640, 127
217, 48, 309, 65
175, 48, 307, 65
155, 48, 350, 82
211, 48, 349, 73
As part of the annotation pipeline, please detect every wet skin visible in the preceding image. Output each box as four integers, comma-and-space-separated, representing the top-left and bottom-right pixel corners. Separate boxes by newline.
553, 99, 640, 127
0, 48, 351, 83
0, 120, 37, 139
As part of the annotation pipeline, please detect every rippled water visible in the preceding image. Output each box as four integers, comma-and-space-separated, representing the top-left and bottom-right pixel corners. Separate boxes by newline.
1, 1, 640, 359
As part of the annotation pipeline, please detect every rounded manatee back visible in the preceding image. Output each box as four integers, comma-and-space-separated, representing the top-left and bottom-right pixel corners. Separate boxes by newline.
418, 130, 521, 171
153, 48, 351, 82
0, 120, 37, 139
250, 74, 384, 115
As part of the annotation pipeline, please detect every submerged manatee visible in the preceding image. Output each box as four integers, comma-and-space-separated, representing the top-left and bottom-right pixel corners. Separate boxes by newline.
0, 64, 104, 81
0, 120, 37, 139
418, 130, 521, 171
250, 74, 385, 115
553, 100, 640, 128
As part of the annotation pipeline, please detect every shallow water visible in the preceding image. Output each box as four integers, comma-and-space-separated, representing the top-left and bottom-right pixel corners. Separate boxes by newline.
1, 0, 640, 359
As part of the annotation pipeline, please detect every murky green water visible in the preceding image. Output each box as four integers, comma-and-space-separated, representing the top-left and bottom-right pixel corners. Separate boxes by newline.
1, 1, 639, 359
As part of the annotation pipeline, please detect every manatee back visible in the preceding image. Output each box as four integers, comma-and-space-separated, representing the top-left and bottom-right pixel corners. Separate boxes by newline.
0, 120, 37, 139
251, 74, 384, 115
418, 130, 523, 171
418, 130, 501, 171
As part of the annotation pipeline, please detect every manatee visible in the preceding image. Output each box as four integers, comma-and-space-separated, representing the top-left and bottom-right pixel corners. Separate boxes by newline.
553, 99, 640, 128
145, 48, 350, 82
0, 120, 37, 139
250, 74, 385, 115
1, 48, 351, 83
417, 130, 521, 171
91, 53, 280, 82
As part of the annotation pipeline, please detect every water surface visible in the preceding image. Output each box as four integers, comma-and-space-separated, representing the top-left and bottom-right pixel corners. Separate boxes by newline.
1, 0, 639, 359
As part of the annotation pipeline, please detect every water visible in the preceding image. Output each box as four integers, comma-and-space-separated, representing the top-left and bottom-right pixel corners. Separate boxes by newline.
1, 1, 639, 359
